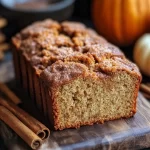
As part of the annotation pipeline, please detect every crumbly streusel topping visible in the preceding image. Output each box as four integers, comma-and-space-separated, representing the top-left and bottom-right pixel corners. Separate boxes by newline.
12, 19, 140, 83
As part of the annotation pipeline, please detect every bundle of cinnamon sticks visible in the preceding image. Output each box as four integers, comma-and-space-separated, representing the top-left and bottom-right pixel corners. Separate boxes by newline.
0, 17, 9, 60
140, 83, 150, 99
0, 83, 50, 149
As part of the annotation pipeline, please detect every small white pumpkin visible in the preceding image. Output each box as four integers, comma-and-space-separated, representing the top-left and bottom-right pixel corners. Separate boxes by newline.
134, 34, 150, 76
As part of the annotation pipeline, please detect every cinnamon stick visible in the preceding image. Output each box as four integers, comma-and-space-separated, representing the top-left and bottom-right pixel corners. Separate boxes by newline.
0, 83, 50, 139
0, 17, 7, 28
0, 83, 21, 105
0, 98, 50, 140
140, 83, 150, 96
0, 105, 42, 149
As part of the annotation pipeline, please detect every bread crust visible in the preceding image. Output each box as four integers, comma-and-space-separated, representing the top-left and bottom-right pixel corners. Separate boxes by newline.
12, 19, 142, 130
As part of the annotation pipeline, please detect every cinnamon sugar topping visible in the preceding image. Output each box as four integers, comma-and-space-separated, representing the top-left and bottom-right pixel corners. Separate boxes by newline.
12, 19, 140, 78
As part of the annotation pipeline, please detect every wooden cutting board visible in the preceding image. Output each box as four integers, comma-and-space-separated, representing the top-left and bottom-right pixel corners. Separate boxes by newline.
1, 54, 150, 150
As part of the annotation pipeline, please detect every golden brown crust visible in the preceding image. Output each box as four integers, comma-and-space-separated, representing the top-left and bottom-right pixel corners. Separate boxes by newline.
12, 19, 140, 77
12, 19, 142, 130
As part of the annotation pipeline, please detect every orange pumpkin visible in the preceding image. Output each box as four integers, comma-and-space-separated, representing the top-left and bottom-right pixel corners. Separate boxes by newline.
92, 0, 150, 46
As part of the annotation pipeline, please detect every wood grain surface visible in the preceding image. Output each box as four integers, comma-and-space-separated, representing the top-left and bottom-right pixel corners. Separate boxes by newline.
0, 53, 150, 150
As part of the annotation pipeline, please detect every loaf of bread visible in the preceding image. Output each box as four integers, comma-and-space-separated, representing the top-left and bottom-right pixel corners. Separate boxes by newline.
12, 19, 141, 130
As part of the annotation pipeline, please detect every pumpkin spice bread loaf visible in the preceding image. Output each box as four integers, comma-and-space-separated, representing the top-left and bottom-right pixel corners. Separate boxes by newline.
12, 19, 141, 130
